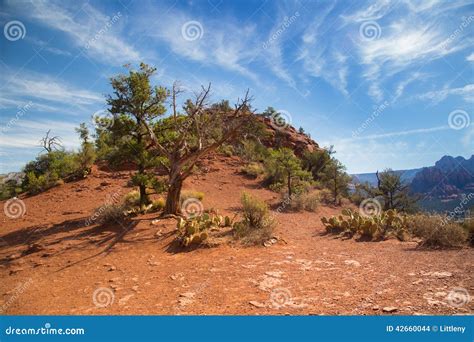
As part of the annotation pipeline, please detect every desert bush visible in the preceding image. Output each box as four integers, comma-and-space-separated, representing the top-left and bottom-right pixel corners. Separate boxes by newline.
462, 219, 474, 246
237, 139, 269, 162
234, 192, 275, 245
241, 162, 265, 178
407, 214, 468, 248
289, 191, 320, 212
22, 151, 79, 194
180, 190, 205, 202
123, 190, 140, 208
151, 198, 166, 211
93, 204, 126, 225
318, 188, 334, 204
218, 144, 234, 157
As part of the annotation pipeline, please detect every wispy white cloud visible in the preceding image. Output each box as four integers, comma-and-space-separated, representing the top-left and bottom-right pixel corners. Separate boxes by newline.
418, 84, 474, 104
466, 52, 474, 62
0, 119, 80, 149
141, 8, 260, 82
23, 0, 140, 64
1, 68, 102, 108
298, 3, 350, 95
340, 125, 452, 143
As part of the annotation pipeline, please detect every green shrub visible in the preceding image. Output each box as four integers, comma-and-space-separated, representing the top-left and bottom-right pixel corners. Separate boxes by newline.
234, 192, 275, 245
218, 144, 234, 157
22, 150, 81, 194
241, 162, 265, 178
180, 190, 205, 202
407, 214, 468, 248
238, 140, 269, 162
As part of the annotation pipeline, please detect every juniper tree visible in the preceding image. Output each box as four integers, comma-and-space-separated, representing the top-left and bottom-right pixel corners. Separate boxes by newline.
144, 82, 253, 215
105, 63, 167, 209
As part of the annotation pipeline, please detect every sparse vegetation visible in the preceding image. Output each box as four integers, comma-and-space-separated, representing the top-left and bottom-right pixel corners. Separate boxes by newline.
289, 191, 320, 212
407, 214, 468, 248
241, 162, 265, 178
93, 204, 127, 225
322, 210, 469, 248
180, 190, 205, 202
234, 193, 275, 245
123, 190, 141, 208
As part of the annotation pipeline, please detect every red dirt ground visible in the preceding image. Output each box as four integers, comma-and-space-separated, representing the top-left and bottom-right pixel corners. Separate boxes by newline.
1, 155, 473, 315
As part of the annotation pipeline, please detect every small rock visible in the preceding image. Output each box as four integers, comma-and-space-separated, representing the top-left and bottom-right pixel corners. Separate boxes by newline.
108, 266, 116, 271
382, 307, 398, 313
265, 271, 283, 278
430, 271, 452, 279
372, 305, 380, 310
344, 260, 361, 267
118, 294, 134, 306
132, 286, 139, 292
249, 301, 266, 308
179, 292, 195, 299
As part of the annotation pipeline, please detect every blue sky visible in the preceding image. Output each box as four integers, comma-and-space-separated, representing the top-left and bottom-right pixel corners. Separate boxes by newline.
0, 0, 473, 174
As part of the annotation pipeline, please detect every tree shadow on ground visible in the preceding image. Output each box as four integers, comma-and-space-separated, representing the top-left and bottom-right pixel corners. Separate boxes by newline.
0, 215, 144, 266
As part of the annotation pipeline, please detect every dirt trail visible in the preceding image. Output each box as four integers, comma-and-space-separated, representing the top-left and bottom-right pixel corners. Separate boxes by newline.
1, 156, 473, 315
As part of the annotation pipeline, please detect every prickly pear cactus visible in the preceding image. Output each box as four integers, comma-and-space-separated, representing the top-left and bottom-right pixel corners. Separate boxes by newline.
177, 213, 235, 247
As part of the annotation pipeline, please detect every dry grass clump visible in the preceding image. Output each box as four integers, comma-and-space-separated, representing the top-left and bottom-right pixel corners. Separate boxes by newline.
234, 192, 275, 245
407, 214, 468, 248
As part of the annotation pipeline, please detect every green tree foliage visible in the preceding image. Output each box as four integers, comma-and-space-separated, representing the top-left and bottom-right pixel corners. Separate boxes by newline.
302, 147, 334, 181
357, 169, 418, 212
105, 63, 168, 209
22, 150, 77, 194
75, 123, 96, 176
264, 148, 312, 197
320, 158, 351, 205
